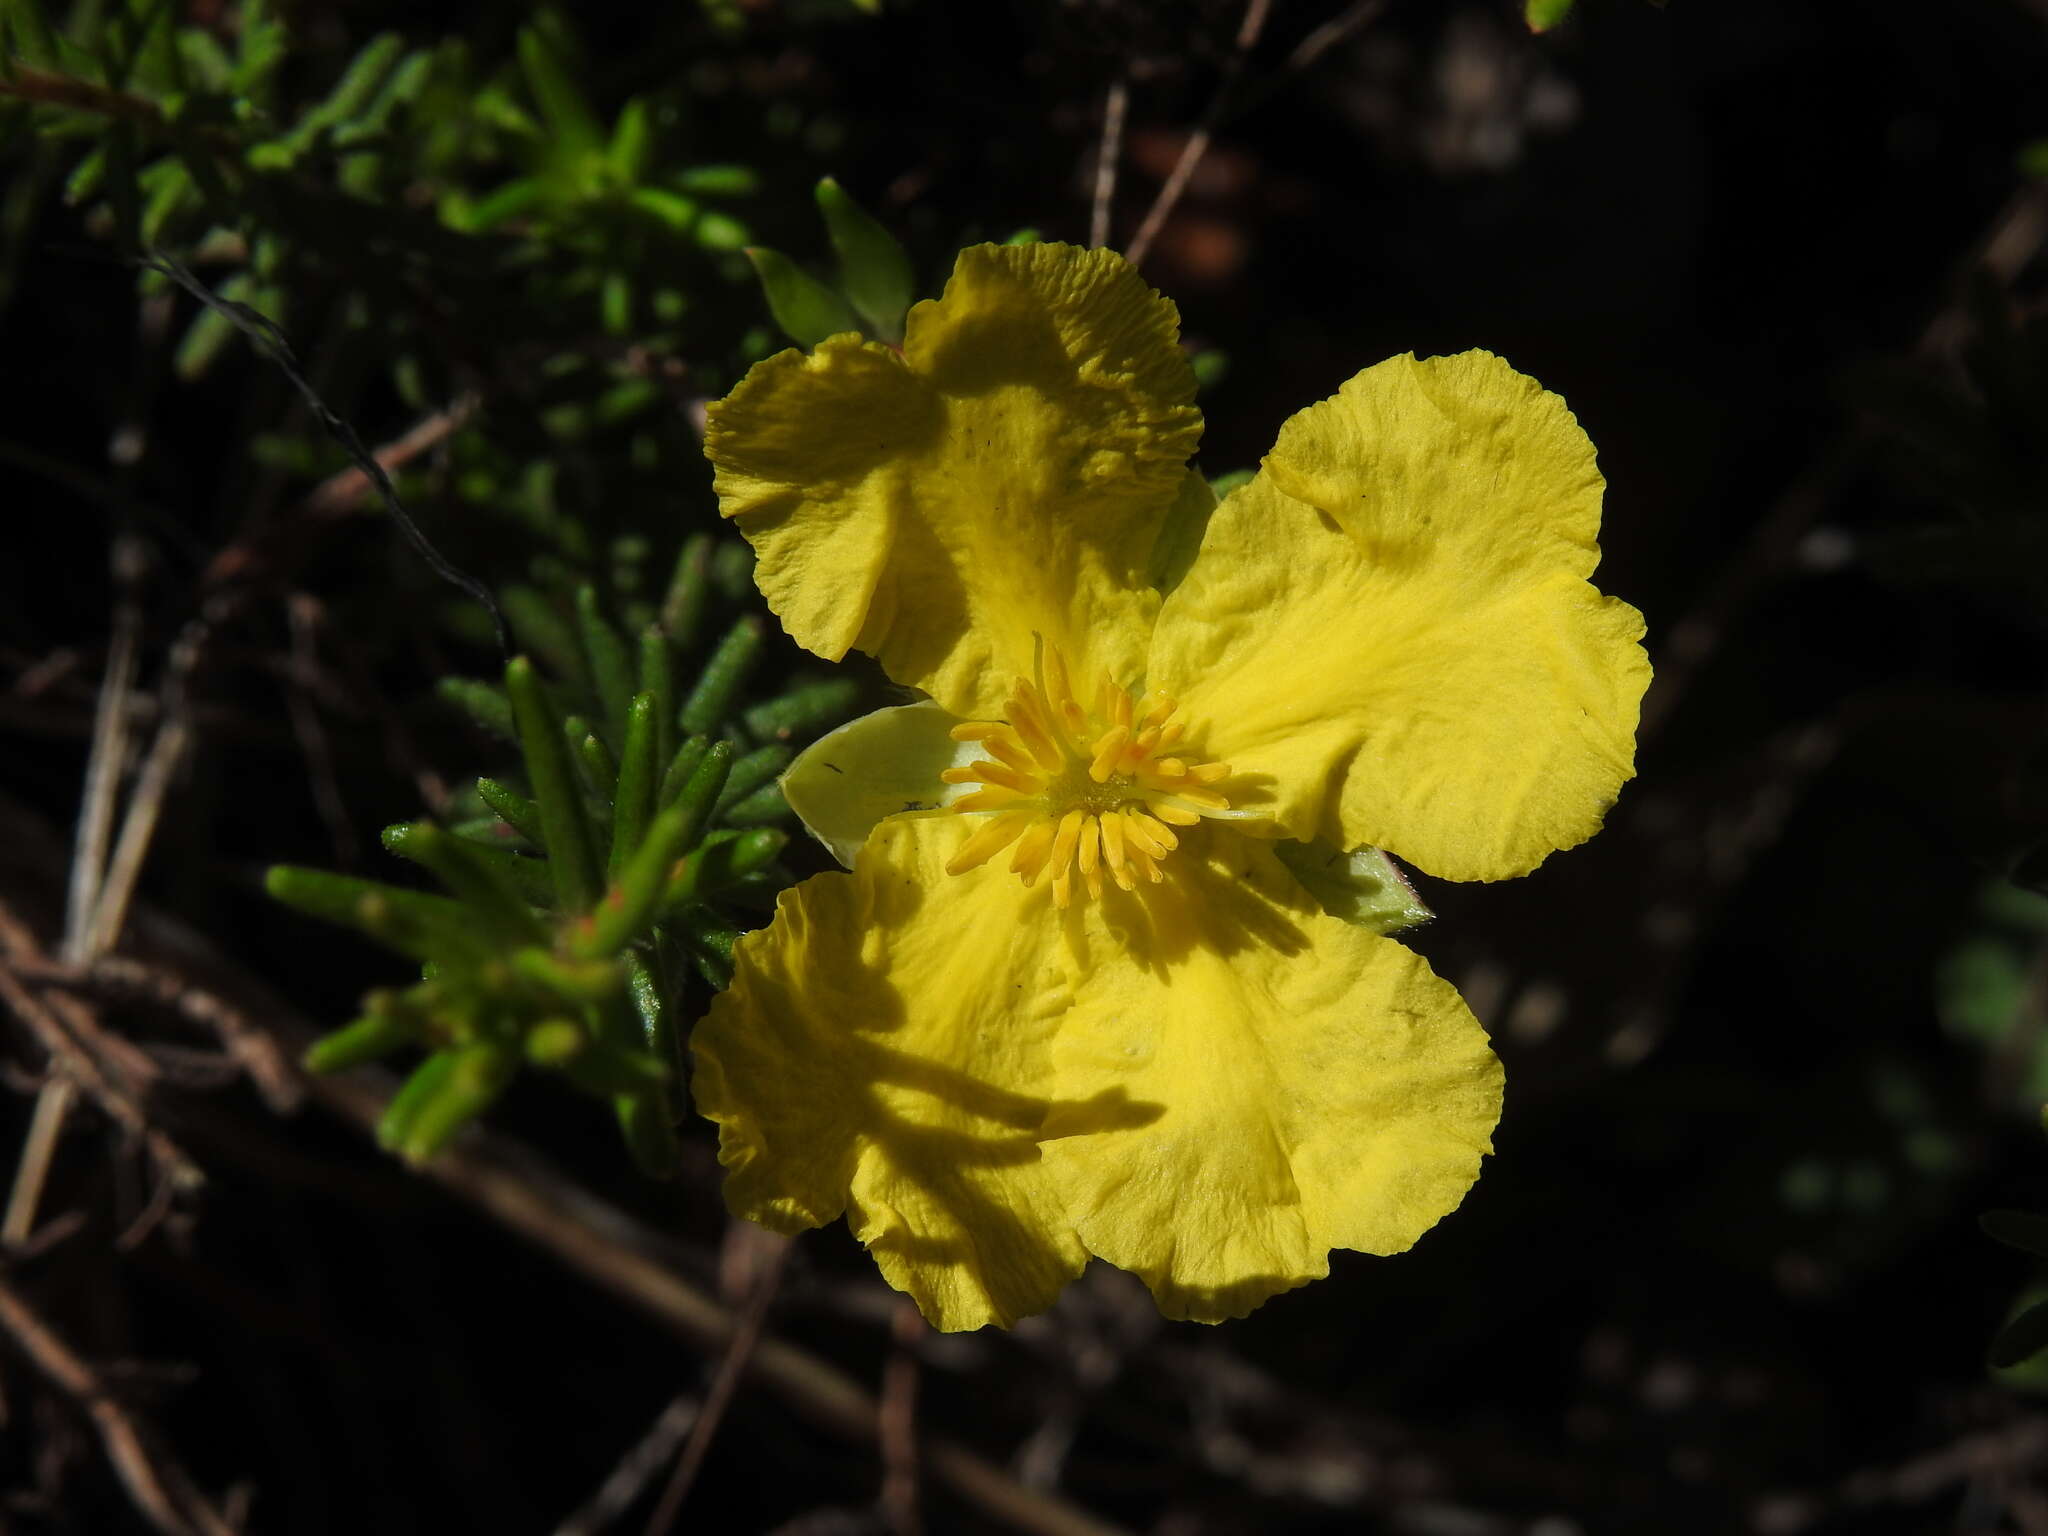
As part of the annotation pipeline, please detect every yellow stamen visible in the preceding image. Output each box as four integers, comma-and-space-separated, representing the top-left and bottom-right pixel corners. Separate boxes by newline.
939, 646, 1235, 904
946, 811, 1033, 874
1088, 725, 1131, 783
1010, 820, 1056, 884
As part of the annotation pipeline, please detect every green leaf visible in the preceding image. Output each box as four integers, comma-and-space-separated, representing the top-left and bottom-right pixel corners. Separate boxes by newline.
265, 865, 486, 964
815, 177, 915, 342
305, 1003, 419, 1073
1274, 842, 1434, 934
745, 246, 859, 348
1984, 1210, 2048, 1258
674, 163, 759, 195
679, 614, 766, 737
638, 626, 677, 772
381, 822, 550, 946
1993, 1297, 2048, 1369
1525, 0, 1575, 31
608, 693, 659, 881
659, 533, 715, 652
716, 743, 791, 814
743, 677, 861, 745
475, 778, 545, 849
395, 1042, 518, 1162
516, 22, 604, 159
607, 95, 654, 183
507, 656, 602, 914
576, 584, 634, 745
438, 676, 517, 741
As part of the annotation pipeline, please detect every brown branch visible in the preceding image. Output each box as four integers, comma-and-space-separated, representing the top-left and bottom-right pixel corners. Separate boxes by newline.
1124, 0, 1274, 268
1090, 78, 1129, 252
554, 1395, 700, 1536
0, 1276, 238, 1536
645, 1233, 790, 1534
880, 1299, 926, 1536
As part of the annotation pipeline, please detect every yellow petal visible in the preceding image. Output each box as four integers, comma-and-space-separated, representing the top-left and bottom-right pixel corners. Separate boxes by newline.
1149, 350, 1649, 882
1041, 835, 1502, 1323
707, 243, 1202, 718
692, 817, 1128, 1330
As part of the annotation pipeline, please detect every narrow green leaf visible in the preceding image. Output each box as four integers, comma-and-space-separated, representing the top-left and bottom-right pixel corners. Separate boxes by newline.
378, 1049, 460, 1151
674, 904, 741, 989
576, 584, 634, 745
569, 718, 618, 802
607, 95, 653, 183
265, 865, 482, 963
5, 0, 64, 69
501, 584, 592, 695
638, 626, 677, 772
666, 740, 734, 858
720, 782, 790, 826
716, 743, 791, 814
1992, 1297, 2048, 1369
508, 947, 620, 1003
1984, 1210, 2048, 1258
679, 614, 766, 737
516, 23, 603, 158
815, 177, 915, 342
609, 693, 659, 881
438, 676, 517, 740
1525, 0, 1574, 30
304, 1003, 419, 1073
658, 735, 712, 810
673, 164, 759, 195
507, 656, 602, 914
609, 1088, 680, 1179
665, 827, 786, 908
629, 185, 699, 233
745, 245, 859, 348
709, 541, 755, 601
476, 778, 545, 848
443, 834, 553, 906
381, 822, 549, 945
398, 1042, 518, 1162
659, 533, 715, 653
524, 1018, 586, 1067
743, 677, 861, 745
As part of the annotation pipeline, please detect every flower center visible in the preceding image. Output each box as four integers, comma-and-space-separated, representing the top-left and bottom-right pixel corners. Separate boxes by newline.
939, 645, 1232, 907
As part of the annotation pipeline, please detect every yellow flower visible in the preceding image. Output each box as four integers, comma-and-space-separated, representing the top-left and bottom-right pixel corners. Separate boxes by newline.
692, 243, 1649, 1329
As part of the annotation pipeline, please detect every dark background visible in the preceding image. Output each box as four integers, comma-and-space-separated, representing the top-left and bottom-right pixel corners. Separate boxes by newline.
5, 0, 2048, 1532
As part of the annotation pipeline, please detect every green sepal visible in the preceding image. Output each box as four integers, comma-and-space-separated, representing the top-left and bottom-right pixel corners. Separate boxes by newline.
576, 585, 634, 745
507, 655, 602, 914
304, 1003, 418, 1073
393, 1042, 518, 1163
381, 822, 550, 946
679, 614, 766, 737
609, 692, 660, 881
815, 177, 915, 342
745, 246, 859, 348
1984, 1210, 2048, 1257
779, 701, 975, 867
1992, 1297, 2048, 1369
265, 865, 482, 964
476, 777, 545, 849
1273, 842, 1434, 935
743, 677, 862, 745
